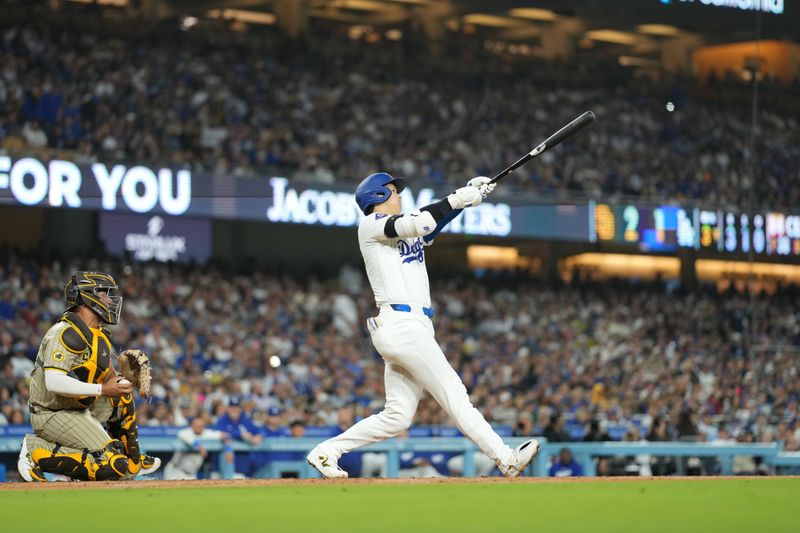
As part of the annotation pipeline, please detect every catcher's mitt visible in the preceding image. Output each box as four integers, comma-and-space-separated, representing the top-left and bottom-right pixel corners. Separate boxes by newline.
118, 349, 152, 398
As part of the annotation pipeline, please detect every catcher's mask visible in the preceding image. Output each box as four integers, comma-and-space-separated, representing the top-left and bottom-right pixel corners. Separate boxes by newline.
65, 271, 123, 325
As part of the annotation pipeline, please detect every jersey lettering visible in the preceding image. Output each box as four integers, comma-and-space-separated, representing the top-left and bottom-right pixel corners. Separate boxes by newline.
398, 239, 424, 264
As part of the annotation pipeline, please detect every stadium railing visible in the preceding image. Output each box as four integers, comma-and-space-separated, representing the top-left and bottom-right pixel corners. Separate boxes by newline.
3, 431, 799, 480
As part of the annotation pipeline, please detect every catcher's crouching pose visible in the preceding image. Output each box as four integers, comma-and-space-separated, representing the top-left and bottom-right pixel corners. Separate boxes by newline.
16, 271, 160, 482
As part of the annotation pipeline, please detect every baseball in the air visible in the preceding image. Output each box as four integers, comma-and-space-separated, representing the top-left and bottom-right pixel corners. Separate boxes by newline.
118, 378, 132, 386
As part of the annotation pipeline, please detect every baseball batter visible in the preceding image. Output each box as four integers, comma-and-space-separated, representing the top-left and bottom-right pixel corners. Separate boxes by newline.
307, 173, 540, 478
16, 271, 159, 482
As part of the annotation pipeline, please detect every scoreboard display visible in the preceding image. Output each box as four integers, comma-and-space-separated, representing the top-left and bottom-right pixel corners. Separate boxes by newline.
593, 203, 683, 252
692, 209, 800, 256
593, 203, 800, 258
3, 155, 800, 261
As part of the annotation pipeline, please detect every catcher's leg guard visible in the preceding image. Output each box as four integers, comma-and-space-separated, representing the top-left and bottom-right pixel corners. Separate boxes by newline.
31, 440, 129, 481
108, 393, 143, 474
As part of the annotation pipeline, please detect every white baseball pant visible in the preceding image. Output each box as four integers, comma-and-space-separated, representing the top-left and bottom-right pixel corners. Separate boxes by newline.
317, 309, 513, 466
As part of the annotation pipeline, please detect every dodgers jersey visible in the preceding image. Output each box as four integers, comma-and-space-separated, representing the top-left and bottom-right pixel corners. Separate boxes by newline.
358, 212, 431, 309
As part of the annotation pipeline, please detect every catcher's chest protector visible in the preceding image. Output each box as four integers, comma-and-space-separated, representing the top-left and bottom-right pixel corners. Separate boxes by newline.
61, 313, 112, 406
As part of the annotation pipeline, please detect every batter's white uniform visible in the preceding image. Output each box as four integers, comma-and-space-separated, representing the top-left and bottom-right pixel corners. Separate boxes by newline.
316, 212, 514, 467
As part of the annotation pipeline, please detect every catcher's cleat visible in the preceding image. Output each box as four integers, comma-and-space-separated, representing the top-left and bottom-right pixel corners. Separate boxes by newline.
139, 454, 162, 476
307, 447, 348, 479
498, 439, 541, 478
29, 465, 48, 482
17, 439, 47, 482
129, 454, 161, 476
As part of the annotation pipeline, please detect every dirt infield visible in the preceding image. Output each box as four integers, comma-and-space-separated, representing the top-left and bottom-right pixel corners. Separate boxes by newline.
1, 475, 787, 491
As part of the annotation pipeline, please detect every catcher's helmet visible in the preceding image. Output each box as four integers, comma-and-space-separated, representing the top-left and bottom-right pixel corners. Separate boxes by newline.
64, 271, 123, 325
354, 172, 406, 215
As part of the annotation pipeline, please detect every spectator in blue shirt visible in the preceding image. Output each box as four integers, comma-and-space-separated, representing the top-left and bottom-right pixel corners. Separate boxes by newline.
214, 397, 262, 444
262, 406, 289, 437
214, 397, 262, 476
549, 447, 584, 477
252, 406, 293, 477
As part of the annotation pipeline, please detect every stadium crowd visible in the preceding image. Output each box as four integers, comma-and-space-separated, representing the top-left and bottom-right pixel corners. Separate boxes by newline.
2, 252, 799, 470
1, 9, 799, 208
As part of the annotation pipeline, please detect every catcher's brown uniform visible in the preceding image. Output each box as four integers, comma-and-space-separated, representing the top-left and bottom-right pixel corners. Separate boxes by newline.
19, 272, 155, 482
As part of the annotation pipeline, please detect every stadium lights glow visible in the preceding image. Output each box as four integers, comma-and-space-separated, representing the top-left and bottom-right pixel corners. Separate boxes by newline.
584, 30, 640, 46
467, 245, 519, 269
331, 0, 392, 11
462, 14, 524, 28
348, 25, 373, 39
207, 9, 277, 25
696, 259, 800, 283
618, 56, 660, 68
385, 29, 403, 40
560, 253, 681, 280
68, 0, 128, 6
508, 8, 558, 22
636, 24, 681, 37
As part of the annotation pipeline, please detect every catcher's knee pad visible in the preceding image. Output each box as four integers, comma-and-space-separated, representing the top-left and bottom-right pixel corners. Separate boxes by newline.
94, 440, 130, 481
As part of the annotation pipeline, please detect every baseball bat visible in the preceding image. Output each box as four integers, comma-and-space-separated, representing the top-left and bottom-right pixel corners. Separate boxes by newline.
489, 110, 596, 184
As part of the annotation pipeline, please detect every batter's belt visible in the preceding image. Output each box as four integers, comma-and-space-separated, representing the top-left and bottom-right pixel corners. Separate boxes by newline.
29, 404, 87, 415
380, 303, 435, 318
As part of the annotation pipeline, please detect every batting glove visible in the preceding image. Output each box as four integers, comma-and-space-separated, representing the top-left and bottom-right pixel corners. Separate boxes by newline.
448, 186, 483, 209
467, 176, 496, 199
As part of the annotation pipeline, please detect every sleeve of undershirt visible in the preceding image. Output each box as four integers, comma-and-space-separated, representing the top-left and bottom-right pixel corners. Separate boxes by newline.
44, 369, 102, 397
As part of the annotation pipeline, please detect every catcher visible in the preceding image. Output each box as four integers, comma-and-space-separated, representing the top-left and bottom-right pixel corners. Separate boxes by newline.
16, 271, 160, 482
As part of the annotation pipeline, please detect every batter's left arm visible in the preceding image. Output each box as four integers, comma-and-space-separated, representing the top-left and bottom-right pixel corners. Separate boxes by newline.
422, 207, 463, 245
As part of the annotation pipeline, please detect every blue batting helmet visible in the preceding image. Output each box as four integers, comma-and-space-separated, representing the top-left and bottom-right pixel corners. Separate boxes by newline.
354, 172, 406, 214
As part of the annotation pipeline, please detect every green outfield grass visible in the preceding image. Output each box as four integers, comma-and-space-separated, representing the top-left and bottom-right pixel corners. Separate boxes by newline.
1, 478, 797, 533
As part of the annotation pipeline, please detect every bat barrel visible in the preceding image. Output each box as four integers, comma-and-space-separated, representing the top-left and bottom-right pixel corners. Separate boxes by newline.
489, 111, 595, 184
545, 110, 595, 149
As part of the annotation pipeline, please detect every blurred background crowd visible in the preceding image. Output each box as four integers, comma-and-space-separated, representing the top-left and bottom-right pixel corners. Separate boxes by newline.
2, 252, 799, 470
1, 15, 799, 208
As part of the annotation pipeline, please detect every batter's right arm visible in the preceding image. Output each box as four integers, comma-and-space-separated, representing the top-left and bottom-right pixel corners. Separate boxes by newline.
383, 211, 438, 239
362, 186, 484, 242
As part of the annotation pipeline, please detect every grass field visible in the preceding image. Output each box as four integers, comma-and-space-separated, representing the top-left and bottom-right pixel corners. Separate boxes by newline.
1, 477, 797, 533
